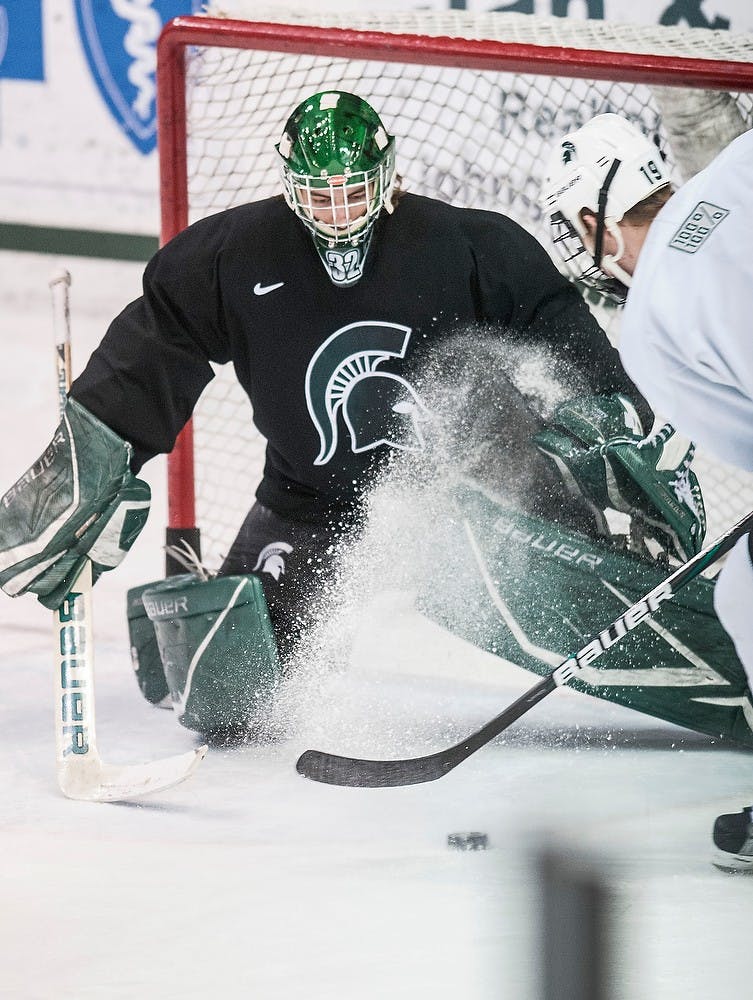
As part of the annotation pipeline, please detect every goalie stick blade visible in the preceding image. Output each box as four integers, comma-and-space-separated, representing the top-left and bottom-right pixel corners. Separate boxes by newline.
57, 745, 207, 802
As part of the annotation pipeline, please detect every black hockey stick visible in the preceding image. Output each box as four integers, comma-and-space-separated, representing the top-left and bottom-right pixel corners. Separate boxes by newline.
296, 507, 753, 787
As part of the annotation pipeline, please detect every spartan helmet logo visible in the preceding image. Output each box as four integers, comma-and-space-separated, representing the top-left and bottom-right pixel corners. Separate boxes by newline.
305, 321, 432, 466
252, 542, 294, 581
561, 139, 576, 164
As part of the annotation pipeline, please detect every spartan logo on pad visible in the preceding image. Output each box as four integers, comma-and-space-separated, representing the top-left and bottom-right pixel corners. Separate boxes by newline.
305, 321, 432, 466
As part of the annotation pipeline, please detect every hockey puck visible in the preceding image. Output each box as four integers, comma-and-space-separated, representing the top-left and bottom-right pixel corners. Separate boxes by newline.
447, 831, 489, 851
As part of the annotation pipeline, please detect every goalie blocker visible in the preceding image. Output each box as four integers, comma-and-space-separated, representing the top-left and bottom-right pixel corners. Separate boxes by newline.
128, 573, 281, 738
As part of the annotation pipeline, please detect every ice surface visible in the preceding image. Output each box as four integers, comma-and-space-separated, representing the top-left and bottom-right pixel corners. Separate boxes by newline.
0, 251, 751, 999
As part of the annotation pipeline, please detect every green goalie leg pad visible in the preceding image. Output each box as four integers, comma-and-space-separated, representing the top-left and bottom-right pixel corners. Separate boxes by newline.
418, 480, 753, 749
142, 573, 281, 738
126, 581, 171, 706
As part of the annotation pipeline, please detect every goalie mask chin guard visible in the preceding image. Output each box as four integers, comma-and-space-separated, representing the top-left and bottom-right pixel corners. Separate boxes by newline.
541, 113, 672, 303
276, 91, 397, 287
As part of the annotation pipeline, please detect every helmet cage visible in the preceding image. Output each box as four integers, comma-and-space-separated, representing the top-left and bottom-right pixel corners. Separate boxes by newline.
280, 154, 395, 249
548, 210, 629, 304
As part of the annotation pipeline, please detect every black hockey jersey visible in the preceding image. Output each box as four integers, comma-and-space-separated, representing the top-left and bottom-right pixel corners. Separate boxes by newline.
71, 194, 643, 522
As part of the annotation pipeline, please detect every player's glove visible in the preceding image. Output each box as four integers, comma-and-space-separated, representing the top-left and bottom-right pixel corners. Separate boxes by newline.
534, 393, 706, 562
0, 397, 150, 609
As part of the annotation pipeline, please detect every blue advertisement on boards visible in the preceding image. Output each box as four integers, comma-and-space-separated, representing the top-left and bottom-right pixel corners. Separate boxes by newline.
0, 1, 44, 81
73, 1, 198, 155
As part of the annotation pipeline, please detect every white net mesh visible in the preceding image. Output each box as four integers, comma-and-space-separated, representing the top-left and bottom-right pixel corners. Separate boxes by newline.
207, 5, 753, 58
167, 9, 753, 566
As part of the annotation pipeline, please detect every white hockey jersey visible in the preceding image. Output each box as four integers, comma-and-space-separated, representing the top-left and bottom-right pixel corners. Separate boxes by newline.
619, 129, 753, 472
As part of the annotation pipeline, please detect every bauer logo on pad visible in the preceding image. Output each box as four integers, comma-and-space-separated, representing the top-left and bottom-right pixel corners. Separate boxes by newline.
73, 1, 197, 155
668, 201, 729, 254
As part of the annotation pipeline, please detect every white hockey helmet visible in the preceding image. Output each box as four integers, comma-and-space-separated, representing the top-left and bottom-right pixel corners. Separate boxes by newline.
540, 113, 672, 301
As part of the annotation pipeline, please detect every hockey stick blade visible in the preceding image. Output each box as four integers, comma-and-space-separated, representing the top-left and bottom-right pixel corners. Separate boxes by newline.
296, 507, 753, 788
58, 744, 207, 802
296, 676, 556, 787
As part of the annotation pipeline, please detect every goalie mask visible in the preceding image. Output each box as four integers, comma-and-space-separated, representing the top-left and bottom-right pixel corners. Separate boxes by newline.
540, 114, 672, 302
277, 91, 397, 287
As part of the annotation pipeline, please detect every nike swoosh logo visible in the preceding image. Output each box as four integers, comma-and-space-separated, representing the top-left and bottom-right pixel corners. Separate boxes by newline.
254, 281, 284, 296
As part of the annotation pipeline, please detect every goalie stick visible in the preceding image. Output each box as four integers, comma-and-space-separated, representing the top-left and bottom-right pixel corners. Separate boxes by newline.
50, 269, 206, 801
296, 507, 753, 788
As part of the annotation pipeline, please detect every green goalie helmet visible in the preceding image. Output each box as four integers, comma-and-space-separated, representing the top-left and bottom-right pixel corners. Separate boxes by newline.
276, 91, 397, 286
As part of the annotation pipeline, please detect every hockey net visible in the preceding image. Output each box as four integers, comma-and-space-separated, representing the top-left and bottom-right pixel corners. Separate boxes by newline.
158, 7, 753, 569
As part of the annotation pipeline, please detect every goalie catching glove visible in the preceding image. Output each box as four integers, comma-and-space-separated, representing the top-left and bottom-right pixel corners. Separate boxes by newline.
0, 397, 150, 609
534, 394, 706, 562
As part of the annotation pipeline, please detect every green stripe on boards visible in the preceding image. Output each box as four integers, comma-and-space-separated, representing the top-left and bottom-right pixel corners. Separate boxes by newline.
0, 223, 158, 262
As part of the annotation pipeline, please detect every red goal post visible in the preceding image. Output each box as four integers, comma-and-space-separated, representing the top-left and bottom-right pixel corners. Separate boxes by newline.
157, 9, 753, 570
